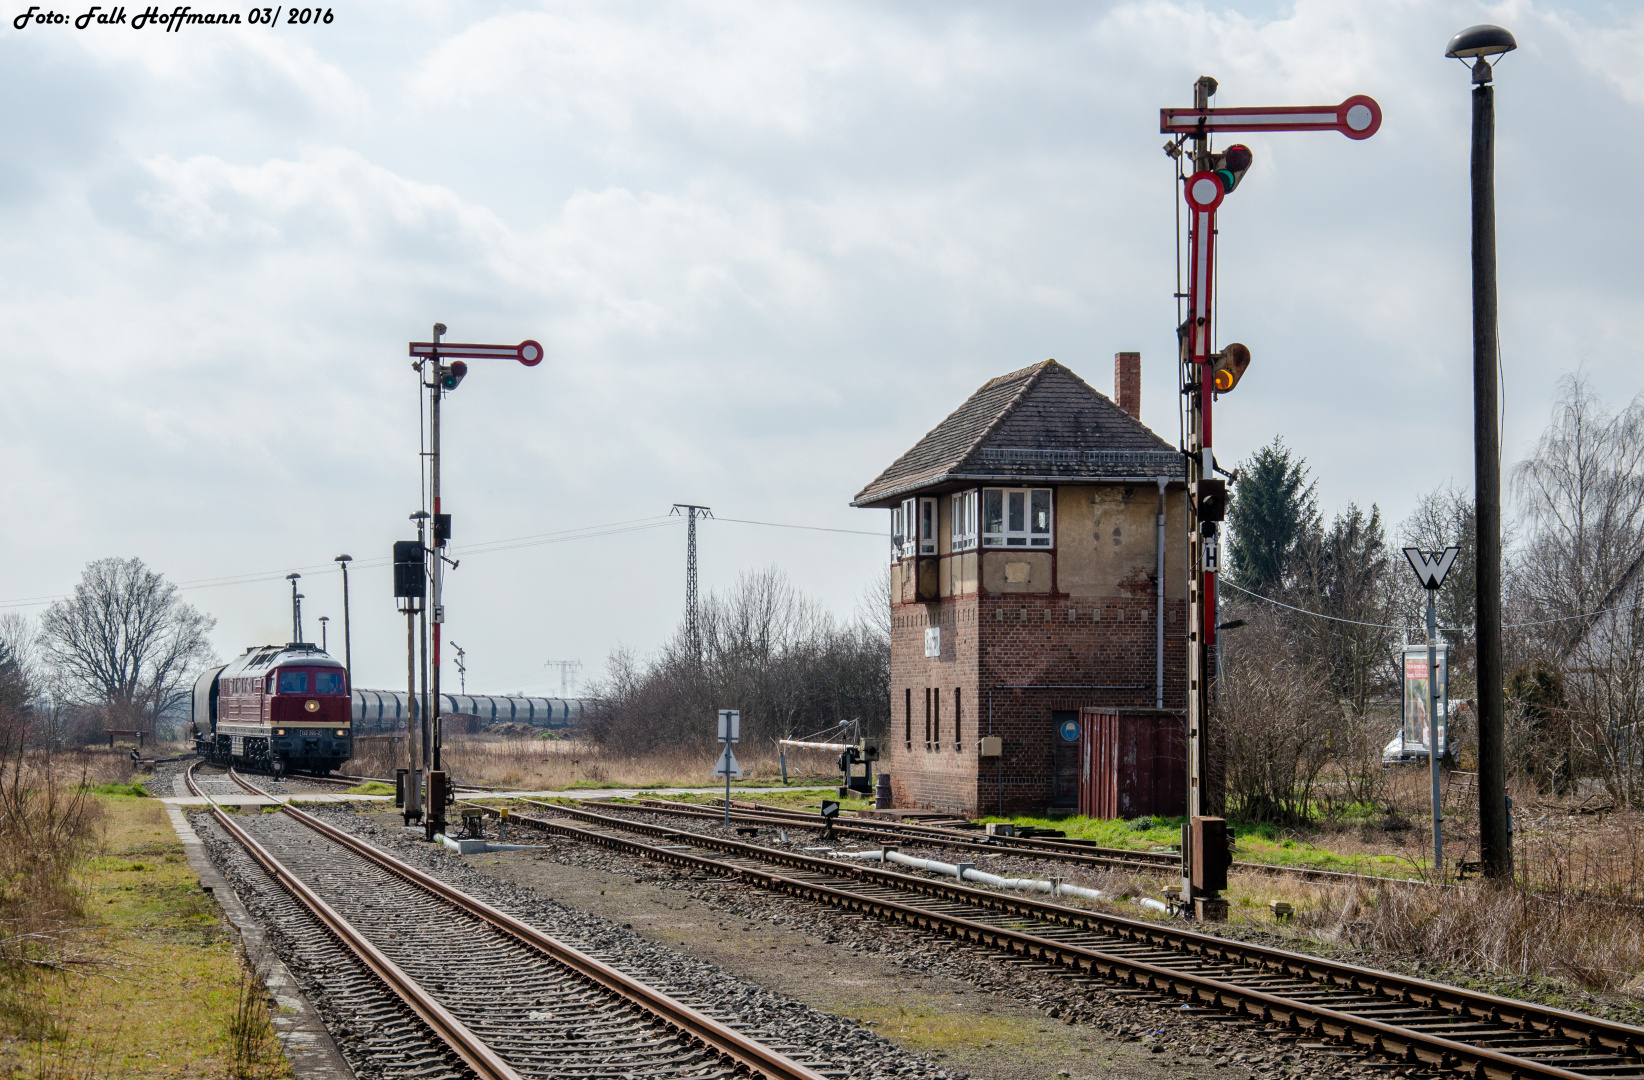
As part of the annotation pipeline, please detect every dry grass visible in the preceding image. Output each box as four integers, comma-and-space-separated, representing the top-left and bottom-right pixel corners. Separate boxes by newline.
350, 736, 843, 791
1302, 878, 1644, 998
0, 751, 105, 1016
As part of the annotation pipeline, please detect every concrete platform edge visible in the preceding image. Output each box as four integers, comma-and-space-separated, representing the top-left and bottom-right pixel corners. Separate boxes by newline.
161, 800, 356, 1080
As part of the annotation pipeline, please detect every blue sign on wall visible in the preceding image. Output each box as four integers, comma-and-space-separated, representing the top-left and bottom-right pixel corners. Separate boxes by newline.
1059, 718, 1081, 743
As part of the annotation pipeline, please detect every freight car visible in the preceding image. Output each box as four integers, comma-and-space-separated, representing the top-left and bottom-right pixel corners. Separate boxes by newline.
348, 690, 590, 734
192, 643, 351, 775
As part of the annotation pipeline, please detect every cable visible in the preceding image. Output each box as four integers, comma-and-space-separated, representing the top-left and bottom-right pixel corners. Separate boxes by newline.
1220, 577, 1622, 632
1219, 578, 1408, 630
0, 512, 881, 610
713, 517, 882, 537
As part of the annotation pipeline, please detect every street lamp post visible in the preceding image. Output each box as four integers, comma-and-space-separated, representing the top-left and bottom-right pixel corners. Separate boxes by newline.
319, 615, 329, 653
1446, 22, 1516, 882
285, 573, 302, 644
335, 554, 353, 688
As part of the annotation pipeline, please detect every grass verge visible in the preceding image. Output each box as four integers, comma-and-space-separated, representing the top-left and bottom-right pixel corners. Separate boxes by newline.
1, 790, 290, 1079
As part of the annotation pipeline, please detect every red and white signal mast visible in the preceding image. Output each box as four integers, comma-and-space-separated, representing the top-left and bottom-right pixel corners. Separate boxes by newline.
1161, 78, 1380, 918
406, 327, 543, 836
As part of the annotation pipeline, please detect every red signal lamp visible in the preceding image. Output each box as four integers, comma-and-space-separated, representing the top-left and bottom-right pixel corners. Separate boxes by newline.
440, 360, 468, 391
1213, 144, 1253, 194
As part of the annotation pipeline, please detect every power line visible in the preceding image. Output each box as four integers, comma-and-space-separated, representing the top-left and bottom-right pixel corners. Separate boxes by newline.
1220, 577, 1622, 633
0, 510, 878, 611
715, 516, 881, 536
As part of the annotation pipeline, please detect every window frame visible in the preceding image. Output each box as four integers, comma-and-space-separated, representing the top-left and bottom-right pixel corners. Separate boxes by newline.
982, 487, 1054, 549
892, 497, 938, 559
917, 497, 937, 556
951, 490, 978, 551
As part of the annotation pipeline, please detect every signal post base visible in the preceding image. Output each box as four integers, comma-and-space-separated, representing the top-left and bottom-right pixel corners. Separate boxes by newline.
1194, 897, 1229, 922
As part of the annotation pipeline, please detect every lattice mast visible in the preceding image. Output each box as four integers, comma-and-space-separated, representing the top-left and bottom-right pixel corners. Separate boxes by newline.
671, 505, 712, 659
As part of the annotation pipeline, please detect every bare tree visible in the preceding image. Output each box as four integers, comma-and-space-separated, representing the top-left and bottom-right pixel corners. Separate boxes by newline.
38, 557, 216, 737
588, 568, 889, 754
1215, 604, 1336, 824
1512, 373, 1644, 656
1400, 485, 1479, 679
1290, 502, 1400, 720
855, 565, 893, 644
1566, 584, 1644, 806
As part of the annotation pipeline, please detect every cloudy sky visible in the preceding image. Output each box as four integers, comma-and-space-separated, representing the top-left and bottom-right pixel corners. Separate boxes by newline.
0, 0, 1637, 697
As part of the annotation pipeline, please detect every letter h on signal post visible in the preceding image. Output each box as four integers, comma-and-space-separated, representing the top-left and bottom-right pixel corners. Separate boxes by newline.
1160, 81, 1382, 918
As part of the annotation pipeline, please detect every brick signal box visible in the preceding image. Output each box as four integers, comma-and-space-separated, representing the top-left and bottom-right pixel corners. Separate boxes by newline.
852, 356, 1189, 817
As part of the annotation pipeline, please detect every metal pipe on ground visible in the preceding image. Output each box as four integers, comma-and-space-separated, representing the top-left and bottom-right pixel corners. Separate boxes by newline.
836, 848, 1170, 913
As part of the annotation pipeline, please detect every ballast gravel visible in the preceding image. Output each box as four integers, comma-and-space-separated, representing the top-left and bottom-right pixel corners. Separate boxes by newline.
195, 804, 990, 1080
333, 804, 1405, 1080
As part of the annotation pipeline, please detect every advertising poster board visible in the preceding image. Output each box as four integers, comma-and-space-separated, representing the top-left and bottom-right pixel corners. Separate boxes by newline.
1401, 645, 1449, 758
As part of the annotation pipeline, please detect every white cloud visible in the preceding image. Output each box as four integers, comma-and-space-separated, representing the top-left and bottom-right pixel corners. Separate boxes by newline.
0, 0, 1639, 694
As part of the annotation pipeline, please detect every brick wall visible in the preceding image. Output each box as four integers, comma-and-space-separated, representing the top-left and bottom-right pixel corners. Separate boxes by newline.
886, 590, 1186, 816
1114, 351, 1141, 420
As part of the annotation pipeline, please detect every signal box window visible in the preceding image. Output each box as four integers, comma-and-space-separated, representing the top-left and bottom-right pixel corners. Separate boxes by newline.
315, 671, 346, 694
890, 497, 938, 560
951, 490, 978, 551
982, 488, 1053, 548
278, 671, 309, 694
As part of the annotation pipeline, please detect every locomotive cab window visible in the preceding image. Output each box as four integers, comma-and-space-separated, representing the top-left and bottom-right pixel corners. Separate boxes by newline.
277, 671, 308, 694
315, 671, 346, 695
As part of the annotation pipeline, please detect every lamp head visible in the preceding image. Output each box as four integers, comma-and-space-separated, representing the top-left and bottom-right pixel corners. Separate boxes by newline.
286, 572, 301, 582
1445, 24, 1517, 59
335, 554, 352, 564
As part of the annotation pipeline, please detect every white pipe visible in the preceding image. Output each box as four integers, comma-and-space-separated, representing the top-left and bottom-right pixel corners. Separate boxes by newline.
435, 833, 544, 854
779, 739, 853, 752
837, 848, 1171, 914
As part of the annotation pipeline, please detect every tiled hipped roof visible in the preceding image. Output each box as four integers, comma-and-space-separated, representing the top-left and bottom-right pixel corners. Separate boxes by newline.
851, 360, 1183, 508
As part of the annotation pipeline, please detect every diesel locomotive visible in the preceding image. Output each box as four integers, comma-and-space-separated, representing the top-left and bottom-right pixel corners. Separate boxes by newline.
192, 643, 352, 775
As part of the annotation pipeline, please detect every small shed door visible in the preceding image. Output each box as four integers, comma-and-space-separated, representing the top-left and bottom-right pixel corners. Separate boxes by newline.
1051, 710, 1081, 808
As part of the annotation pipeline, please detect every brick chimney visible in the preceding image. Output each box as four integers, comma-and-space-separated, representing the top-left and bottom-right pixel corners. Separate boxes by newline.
1114, 351, 1141, 420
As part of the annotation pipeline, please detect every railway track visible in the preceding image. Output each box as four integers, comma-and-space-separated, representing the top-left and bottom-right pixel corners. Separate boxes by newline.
183, 762, 837, 1080
618, 795, 1408, 888
472, 797, 1644, 1080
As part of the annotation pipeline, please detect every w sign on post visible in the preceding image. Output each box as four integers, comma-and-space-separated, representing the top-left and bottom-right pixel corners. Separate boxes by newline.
1404, 547, 1460, 591
1403, 545, 1459, 875
714, 709, 741, 826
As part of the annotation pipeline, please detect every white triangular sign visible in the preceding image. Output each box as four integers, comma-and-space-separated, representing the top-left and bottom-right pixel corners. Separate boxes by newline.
1403, 546, 1459, 591
712, 746, 742, 778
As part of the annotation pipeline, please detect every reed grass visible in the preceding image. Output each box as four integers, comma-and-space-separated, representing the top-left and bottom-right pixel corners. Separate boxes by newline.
348, 735, 843, 791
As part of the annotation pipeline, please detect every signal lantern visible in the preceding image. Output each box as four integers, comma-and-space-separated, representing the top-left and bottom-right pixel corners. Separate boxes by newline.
1197, 478, 1228, 523
1211, 342, 1251, 393
1212, 143, 1254, 194
439, 360, 468, 391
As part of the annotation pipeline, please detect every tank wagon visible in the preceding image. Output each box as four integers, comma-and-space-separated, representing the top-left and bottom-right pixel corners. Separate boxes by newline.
349, 690, 590, 734
192, 643, 351, 775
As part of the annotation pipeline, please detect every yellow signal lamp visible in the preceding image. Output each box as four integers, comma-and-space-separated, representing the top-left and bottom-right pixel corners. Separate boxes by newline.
1211, 342, 1251, 393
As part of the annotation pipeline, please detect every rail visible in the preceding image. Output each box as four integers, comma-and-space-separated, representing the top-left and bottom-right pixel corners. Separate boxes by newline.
468, 796, 1644, 1080
185, 762, 522, 1080
203, 763, 827, 1080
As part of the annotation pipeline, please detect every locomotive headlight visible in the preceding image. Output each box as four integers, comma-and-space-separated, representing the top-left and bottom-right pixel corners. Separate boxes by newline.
274, 729, 286, 736
304, 700, 319, 713
335, 730, 347, 737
